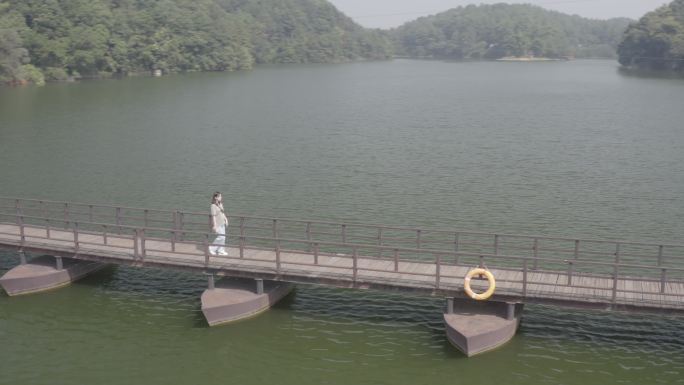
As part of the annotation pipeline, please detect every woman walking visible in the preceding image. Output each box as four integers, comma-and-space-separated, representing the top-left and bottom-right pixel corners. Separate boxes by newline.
210, 191, 229, 256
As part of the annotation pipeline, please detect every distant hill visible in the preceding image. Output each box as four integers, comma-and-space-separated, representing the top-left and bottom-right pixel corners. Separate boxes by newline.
0, 0, 392, 84
618, 0, 684, 72
392, 4, 631, 60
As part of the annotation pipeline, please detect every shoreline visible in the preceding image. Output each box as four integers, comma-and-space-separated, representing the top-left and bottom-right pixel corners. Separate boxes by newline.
495, 56, 565, 62
8, 58, 675, 88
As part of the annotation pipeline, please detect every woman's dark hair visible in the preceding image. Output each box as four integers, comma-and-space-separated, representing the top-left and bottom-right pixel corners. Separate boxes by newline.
212, 192, 221, 204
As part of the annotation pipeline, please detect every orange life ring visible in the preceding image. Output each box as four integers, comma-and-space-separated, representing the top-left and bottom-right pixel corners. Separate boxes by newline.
464, 268, 496, 300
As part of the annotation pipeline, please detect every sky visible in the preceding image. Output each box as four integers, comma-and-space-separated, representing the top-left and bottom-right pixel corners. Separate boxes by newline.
328, 0, 670, 29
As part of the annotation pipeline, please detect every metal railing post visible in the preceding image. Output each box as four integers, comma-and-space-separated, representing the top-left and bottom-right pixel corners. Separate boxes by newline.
275, 237, 281, 276
141, 229, 146, 261
522, 258, 528, 296
532, 238, 539, 270
435, 254, 441, 290
612, 244, 620, 304
64, 203, 69, 230
64, 203, 69, 229
15, 199, 21, 225
454, 233, 460, 265
103, 225, 108, 245
567, 260, 573, 286
352, 246, 358, 282
394, 248, 399, 272
660, 268, 667, 294
39, 200, 45, 219
172, 211, 179, 243
178, 213, 185, 242
612, 264, 619, 303
313, 243, 319, 265
73, 221, 79, 253
133, 228, 139, 260
18, 215, 25, 247
494, 234, 499, 255
239, 217, 245, 259
116, 207, 122, 234
377, 228, 383, 257
204, 235, 210, 267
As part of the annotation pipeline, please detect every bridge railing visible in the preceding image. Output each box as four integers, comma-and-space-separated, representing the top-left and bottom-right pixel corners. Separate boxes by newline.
1, 211, 684, 307
1, 197, 684, 286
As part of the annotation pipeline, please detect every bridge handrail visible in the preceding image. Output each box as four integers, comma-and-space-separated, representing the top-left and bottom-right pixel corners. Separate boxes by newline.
2, 196, 683, 249
3, 215, 684, 303
4, 213, 684, 279
3, 210, 684, 272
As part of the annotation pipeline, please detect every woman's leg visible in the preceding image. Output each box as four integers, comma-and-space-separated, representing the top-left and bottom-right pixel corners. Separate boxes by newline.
209, 230, 216, 254
221, 225, 228, 253
213, 224, 226, 254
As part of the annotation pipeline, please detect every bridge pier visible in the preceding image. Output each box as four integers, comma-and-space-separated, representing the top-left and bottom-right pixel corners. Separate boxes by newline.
201, 277, 293, 326
506, 302, 516, 320
444, 297, 523, 357
0, 254, 106, 296
18, 250, 27, 265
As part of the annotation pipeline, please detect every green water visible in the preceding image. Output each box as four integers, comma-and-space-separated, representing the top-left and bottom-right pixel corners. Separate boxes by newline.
1, 59, 683, 384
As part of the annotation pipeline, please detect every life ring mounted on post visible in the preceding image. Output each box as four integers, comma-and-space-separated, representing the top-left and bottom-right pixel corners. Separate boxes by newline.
464, 268, 496, 301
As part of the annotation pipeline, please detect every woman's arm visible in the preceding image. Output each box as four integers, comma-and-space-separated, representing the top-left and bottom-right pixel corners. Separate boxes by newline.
211, 205, 217, 232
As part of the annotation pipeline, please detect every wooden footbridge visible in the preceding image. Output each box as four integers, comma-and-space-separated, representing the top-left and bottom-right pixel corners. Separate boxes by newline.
1, 197, 683, 313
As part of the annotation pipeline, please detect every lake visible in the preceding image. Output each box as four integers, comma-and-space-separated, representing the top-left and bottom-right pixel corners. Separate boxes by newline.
1, 59, 683, 384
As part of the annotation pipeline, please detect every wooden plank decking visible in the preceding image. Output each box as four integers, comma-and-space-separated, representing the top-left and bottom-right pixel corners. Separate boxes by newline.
1, 222, 683, 312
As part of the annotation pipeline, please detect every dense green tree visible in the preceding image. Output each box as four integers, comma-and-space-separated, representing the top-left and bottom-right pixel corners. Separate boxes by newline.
0, 3, 30, 83
392, 4, 631, 60
618, 0, 684, 71
0, 28, 28, 82
0, 0, 391, 84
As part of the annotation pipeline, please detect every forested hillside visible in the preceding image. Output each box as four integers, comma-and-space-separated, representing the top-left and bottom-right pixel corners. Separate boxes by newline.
392, 4, 631, 60
618, 0, 684, 72
0, 0, 392, 84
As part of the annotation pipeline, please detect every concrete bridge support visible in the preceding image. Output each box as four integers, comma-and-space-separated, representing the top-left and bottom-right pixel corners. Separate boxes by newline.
0, 254, 106, 296
444, 297, 524, 357
201, 276, 293, 326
